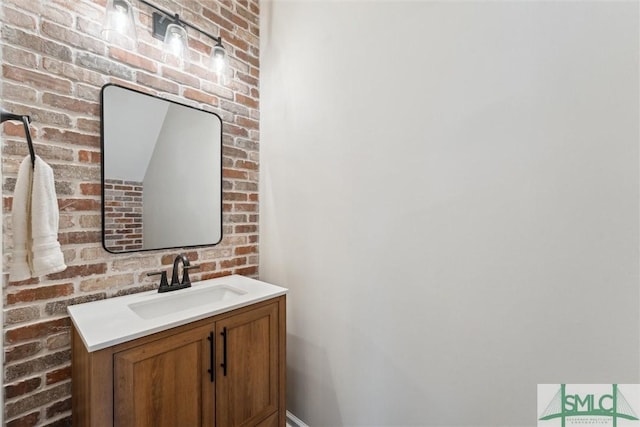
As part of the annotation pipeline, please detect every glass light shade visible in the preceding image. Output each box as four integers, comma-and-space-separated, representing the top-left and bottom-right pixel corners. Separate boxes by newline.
210, 43, 227, 75
102, 0, 137, 48
163, 23, 189, 65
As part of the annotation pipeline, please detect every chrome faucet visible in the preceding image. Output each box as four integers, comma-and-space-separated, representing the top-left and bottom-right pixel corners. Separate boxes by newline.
147, 253, 200, 293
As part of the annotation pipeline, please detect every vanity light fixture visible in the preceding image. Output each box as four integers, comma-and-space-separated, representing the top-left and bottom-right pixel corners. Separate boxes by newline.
102, 0, 228, 74
160, 14, 189, 65
102, 0, 137, 49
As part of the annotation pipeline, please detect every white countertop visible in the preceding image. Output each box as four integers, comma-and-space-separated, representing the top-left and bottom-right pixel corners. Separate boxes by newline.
68, 274, 287, 352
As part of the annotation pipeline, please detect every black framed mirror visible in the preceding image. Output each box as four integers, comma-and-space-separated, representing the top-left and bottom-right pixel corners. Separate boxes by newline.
101, 84, 223, 253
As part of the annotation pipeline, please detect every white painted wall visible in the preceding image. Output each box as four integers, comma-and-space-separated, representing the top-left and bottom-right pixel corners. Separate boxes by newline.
259, 1, 639, 426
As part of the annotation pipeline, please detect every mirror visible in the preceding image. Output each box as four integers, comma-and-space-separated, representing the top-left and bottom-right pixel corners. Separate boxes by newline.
101, 84, 222, 253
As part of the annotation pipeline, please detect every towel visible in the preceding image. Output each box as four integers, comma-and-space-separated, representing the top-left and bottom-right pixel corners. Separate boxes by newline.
9, 156, 33, 281
9, 156, 66, 281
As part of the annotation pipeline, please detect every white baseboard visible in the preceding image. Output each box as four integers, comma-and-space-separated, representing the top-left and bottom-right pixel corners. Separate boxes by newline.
286, 411, 309, 427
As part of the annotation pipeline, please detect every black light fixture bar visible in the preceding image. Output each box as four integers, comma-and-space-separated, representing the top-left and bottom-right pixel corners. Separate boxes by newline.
137, 0, 222, 44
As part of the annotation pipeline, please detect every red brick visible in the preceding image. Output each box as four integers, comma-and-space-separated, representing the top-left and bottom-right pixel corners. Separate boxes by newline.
235, 224, 257, 234
109, 47, 158, 73
249, 1, 259, 15
220, 29, 249, 52
46, 263, 106, 280
3, 46, 38, 69
237, 4, 258, 25
43, 415, 72, 427
234, 203, 258, 212
2, 27, 72, 61
236, 93, 258, 109
161, 252, 199, 265
5, 306, 41, 325
57, 199, 101, 211
235, 266, 258, 276
6, 274, 40, 287
203, 7, 235, 32
47, 55, 104, 88
42, 92, 99, 115
136, 72, 179, 94
236, 116, 258, 130
3, 122, 29, 138
225, 124, 249, 137
6, 350, 70, 383
3, 65, 72, 93
235, 159, 258, 170
5, 342, 43, 363
5, 381, 70, 419
237, 70, 259, 87
235, 50, 259, 68
161, 67, 199, 87
184, 88, 218, 106
76, 51, 132, 80
235, 245, 257, 255
77, 118, 100, 133
46, 397, 72, 418
5, 377, 42, 399
4, 8, 37, 30
80, 183, 101, 196
202, 270, 233, 280
6, 411, 40, 427
223, 169, 248, 179
224, 192, 248, 201
220, 7, 248, 29
42, 128, 99, 147
220, 257, 247, 269
5, 318, 70, 344
7, 284, 74, 305
46, 366, 71, 385
78, 150, 101, 163
40, 20, 82, 47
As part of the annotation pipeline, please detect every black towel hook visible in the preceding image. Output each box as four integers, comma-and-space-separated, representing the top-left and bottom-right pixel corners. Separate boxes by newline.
1, 108, 35, 168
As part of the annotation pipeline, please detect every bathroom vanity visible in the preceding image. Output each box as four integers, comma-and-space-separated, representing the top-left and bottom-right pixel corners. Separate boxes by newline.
69, 275, 287, 427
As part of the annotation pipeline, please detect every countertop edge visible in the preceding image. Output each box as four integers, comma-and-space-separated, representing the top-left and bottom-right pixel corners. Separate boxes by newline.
68, 275, 288, 352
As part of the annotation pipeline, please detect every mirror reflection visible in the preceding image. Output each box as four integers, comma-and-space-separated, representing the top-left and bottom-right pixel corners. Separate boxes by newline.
101, 84, 222, 253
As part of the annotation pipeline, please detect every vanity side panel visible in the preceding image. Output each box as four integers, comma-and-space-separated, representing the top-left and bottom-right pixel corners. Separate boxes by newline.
72, 326, 114, 427
278, 295, 287, 427
71, 327, 89, 427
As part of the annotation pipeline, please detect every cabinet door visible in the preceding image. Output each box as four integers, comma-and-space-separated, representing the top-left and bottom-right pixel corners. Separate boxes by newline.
216, 302, 279, 427
114, 324, 215, 427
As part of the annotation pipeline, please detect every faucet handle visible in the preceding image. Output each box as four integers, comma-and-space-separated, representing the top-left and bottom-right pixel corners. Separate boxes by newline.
182, 264, 201, 285
147, 271, 169, 290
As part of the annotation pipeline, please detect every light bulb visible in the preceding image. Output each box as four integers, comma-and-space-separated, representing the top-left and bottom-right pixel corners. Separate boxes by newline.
102, 0, 137, 49
210, 42, 227, 75
163, 23, 189, 66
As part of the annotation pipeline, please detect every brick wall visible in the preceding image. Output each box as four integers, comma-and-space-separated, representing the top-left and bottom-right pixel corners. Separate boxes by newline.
0, 0, 260, 425
103, 179, 143, 252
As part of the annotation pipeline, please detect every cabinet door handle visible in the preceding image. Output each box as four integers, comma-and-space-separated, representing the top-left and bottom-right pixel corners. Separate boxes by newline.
207, 331, 215, 382
220, 327, 228, 376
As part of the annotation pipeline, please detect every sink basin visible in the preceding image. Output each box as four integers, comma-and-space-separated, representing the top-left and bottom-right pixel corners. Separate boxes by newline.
69, 275, 288, 351
128, 284, 247, 319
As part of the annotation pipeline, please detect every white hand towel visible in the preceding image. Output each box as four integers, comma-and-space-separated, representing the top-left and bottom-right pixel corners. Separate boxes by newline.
31, 156, 66, 276
9, 156, 33, 281
9, 156, 66, 281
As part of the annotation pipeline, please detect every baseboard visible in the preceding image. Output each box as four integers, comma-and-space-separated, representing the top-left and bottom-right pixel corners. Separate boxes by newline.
286, 411, 309, 427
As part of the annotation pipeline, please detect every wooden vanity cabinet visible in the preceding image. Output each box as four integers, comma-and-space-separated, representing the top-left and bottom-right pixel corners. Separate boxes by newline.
72, 296, 286, 427
113, 323, 214, 426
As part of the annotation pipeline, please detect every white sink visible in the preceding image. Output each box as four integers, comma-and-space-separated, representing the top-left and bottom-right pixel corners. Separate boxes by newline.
128, 284, 247, 319
68, 275, 287, 352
